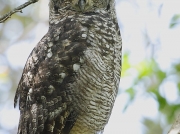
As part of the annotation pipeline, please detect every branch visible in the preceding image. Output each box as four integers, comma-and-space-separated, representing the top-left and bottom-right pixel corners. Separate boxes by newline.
168, 114, 180, 134
0, 0, 39, 23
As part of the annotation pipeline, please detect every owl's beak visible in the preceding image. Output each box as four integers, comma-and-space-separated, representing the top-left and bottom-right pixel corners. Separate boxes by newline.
78, 0, 86, 11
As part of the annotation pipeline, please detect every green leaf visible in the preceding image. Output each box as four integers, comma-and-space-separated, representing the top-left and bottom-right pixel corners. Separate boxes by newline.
170, 14, 180, 28
121, 52, 131, 76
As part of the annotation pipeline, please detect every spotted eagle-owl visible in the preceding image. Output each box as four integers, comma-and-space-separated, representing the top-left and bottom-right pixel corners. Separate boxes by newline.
14, 0, 122, 133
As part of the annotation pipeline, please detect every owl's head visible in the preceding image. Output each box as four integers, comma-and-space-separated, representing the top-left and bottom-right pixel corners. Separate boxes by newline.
50, 0, 113, 13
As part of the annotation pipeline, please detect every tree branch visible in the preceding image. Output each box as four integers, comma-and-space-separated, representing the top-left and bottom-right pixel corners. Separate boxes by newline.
0, 0, 39, 23
168, 114, 180, 134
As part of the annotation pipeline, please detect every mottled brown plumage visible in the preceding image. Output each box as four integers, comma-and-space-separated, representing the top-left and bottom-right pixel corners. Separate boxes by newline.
14, 0, 122, 133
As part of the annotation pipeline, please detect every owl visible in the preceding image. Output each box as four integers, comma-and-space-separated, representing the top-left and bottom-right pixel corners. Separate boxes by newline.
14, 0, 122, 134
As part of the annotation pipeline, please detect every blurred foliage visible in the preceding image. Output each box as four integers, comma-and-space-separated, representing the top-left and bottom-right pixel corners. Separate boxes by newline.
122, 51, 180, 133
121, 7, 180, 130
143, 118, 163, 134
170, 14, 180, 28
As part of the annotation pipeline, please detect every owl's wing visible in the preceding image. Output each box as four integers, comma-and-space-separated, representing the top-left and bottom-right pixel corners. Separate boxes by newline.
14, 18, 88, 134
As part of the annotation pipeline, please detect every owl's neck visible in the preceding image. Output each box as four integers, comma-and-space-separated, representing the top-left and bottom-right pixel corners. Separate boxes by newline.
48, 0, 117, 24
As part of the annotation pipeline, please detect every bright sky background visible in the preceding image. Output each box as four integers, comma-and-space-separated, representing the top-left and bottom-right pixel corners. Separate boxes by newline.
0, 0, 180, 134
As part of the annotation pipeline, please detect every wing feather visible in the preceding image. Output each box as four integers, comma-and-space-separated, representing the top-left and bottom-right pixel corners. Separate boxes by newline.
14, 16, 88, 134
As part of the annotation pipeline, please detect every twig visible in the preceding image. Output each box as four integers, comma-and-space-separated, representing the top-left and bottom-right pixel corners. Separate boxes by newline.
0, 0, 39, 23
168, 114, 180, 134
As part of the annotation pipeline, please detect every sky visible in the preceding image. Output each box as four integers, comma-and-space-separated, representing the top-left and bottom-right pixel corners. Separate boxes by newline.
0, 0, 180, 134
